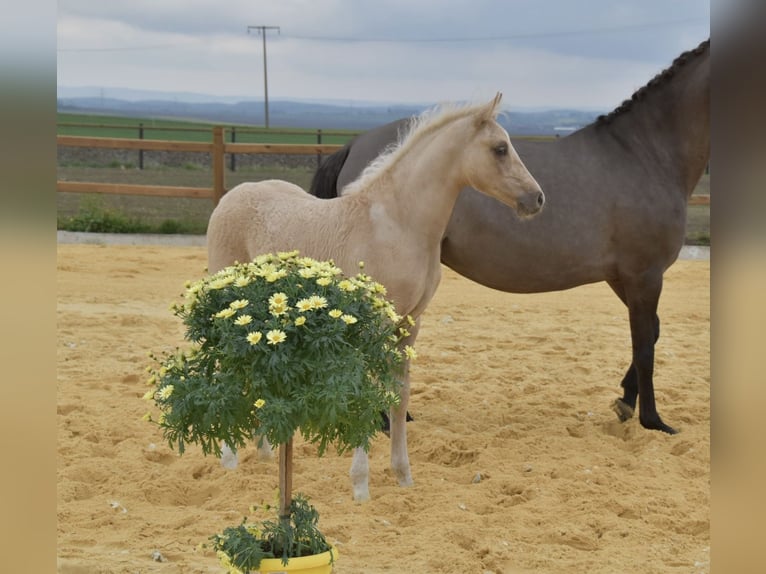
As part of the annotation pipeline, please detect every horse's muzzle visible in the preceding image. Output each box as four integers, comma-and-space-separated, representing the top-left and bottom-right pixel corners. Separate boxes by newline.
517, 189, 545, 217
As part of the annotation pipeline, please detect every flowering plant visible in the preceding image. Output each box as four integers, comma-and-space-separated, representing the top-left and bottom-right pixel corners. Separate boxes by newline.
145, 250, 409, 572
147, 250, 406, 458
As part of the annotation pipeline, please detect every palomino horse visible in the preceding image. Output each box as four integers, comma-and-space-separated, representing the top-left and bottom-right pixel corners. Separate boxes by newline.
207, 93, 544, 501
310, 40, 710, 435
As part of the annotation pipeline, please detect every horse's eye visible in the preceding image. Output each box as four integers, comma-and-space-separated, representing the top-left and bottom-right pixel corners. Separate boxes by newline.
493, 143, 508, 157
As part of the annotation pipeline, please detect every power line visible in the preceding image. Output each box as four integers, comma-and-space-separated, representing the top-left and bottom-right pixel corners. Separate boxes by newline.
282, 17, 707, 44
56, 16, 706, 53
57, 44, 181, 52
247, 25, 280, 129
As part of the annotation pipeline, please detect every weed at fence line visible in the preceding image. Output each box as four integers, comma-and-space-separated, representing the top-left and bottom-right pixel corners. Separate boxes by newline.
57, 195, 208, 235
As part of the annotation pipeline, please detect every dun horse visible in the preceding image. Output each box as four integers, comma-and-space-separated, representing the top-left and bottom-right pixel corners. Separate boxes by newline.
207, 93, 544, 500
310, 40, 710, 435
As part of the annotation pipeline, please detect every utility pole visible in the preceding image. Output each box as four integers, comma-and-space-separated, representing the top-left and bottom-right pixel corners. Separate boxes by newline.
247, 25, 280, 128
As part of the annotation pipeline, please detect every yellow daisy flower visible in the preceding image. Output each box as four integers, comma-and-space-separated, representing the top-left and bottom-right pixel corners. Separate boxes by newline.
341, 314, 358, 325
246, 332, 263, 345
328, 309, 343, 319
254, 399, 266, 409
296, 299, 313, 312
266, 329, 287, 345
214, 308, 236, 319
309, 295, 328, 309
234, 315, 252, 326
298, 267, 317, 279
295, 316, 306, 326
268, 292, 288, 307
229, 299, 249, 310
404, 345, 418, 360
277, 250, 299, 260
338, 279, 357, 292
272, 305, 289, 317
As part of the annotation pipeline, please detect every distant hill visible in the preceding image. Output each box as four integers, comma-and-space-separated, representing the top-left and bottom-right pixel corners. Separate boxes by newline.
56, 87, 603, 135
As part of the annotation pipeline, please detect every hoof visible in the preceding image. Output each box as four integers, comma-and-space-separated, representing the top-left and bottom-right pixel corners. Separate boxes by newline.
352, 489, 371, 503
220, 451, 239, 470
640, 417, 678, 435
611, 398, 635, 422
257, 447, 275, 461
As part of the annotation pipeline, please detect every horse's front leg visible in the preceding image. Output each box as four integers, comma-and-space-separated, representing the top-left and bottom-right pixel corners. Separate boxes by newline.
390, 319, 419, 488
620, 271, 676, 434
348, 366, 412, 501
613, 313, 660, 422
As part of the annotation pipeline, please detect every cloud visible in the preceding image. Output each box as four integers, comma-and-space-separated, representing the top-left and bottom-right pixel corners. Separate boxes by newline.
56, 0, 709, 107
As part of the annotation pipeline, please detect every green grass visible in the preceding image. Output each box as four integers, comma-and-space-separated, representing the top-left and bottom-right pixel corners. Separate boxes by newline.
56, 164, 317, 235
57, 112, 359, 145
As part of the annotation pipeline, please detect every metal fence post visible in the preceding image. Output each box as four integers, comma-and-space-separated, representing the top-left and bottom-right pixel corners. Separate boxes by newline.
316, 129, 322, 169
138, 123, 144, 169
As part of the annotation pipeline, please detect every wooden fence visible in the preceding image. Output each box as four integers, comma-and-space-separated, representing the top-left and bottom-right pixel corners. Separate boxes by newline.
57, 126, 343, 205
56, 126, 709, 206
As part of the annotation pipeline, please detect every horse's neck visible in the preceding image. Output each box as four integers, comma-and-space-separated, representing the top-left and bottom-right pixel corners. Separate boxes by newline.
367, 128, 466, 243
597, 57, 710, 196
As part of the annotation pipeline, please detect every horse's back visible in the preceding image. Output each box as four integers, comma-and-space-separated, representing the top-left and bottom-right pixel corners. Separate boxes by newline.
207, 180, 315, 273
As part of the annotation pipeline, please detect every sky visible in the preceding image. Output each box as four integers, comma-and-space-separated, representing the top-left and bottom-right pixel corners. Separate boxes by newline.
57, 0, 710, 111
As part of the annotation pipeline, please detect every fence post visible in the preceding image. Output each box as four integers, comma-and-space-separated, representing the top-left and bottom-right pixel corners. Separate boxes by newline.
213, 126, 225, 205
230, 126, 237, 172
316, 129, 322, 169
138, 123, 144, 170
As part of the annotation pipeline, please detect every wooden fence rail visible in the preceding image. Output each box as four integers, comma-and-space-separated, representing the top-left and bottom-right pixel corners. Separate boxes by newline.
57, 126, 343, 205
57, 125, 709, 206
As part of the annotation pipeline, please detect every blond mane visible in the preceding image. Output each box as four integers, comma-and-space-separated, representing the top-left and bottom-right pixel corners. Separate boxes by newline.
342, 97, 501, 195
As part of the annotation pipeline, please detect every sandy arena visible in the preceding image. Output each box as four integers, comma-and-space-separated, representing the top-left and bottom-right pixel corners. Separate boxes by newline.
57, 241, 709, 573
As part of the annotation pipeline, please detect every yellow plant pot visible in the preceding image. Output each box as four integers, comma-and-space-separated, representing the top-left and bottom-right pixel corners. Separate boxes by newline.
254, 546, 337, 574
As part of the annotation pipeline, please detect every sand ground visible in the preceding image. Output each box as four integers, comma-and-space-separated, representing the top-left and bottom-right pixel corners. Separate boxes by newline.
57, 242, 709, 573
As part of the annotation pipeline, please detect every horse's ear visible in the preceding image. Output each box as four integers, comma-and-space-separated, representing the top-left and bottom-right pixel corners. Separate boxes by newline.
476, 92, 502, 127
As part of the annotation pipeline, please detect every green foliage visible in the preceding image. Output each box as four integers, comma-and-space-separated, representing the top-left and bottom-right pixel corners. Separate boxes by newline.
146, 251, 407, 458
57, 196, 152, 233
210, 495, 333, 571
57, 196, 208, 234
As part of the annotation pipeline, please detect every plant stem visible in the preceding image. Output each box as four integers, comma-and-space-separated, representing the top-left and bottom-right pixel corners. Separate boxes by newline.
278, 438, 294, 520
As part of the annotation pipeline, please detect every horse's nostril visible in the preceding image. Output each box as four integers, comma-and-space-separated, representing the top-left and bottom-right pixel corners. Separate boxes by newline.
536, 192, 545, 207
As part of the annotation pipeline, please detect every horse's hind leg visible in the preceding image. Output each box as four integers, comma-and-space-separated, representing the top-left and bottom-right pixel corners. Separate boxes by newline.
219, 435, 274, 469
350, 447, 371, 502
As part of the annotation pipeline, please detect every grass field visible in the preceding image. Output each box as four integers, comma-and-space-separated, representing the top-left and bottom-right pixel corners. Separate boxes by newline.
56, 164, 316, 235
57, 113, 359, 145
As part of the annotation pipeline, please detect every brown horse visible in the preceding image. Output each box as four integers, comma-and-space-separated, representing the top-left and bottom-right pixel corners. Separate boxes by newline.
309, 40, 710, 435
207, 94, 544, 500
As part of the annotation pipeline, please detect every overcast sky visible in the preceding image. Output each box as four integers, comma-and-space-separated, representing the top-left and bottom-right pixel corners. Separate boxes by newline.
57, 0, 710, 111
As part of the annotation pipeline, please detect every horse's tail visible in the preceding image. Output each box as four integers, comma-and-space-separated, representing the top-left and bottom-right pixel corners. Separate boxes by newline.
308, 144, 352, 199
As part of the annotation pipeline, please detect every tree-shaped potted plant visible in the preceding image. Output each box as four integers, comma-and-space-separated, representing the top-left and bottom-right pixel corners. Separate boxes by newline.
145, 251, 406, 573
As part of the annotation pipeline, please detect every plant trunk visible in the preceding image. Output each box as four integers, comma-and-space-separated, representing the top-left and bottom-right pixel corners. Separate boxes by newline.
278, 437, 294, 521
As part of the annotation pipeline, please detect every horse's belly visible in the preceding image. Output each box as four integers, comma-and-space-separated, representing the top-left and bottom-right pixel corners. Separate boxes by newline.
444, 244, 608, 293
